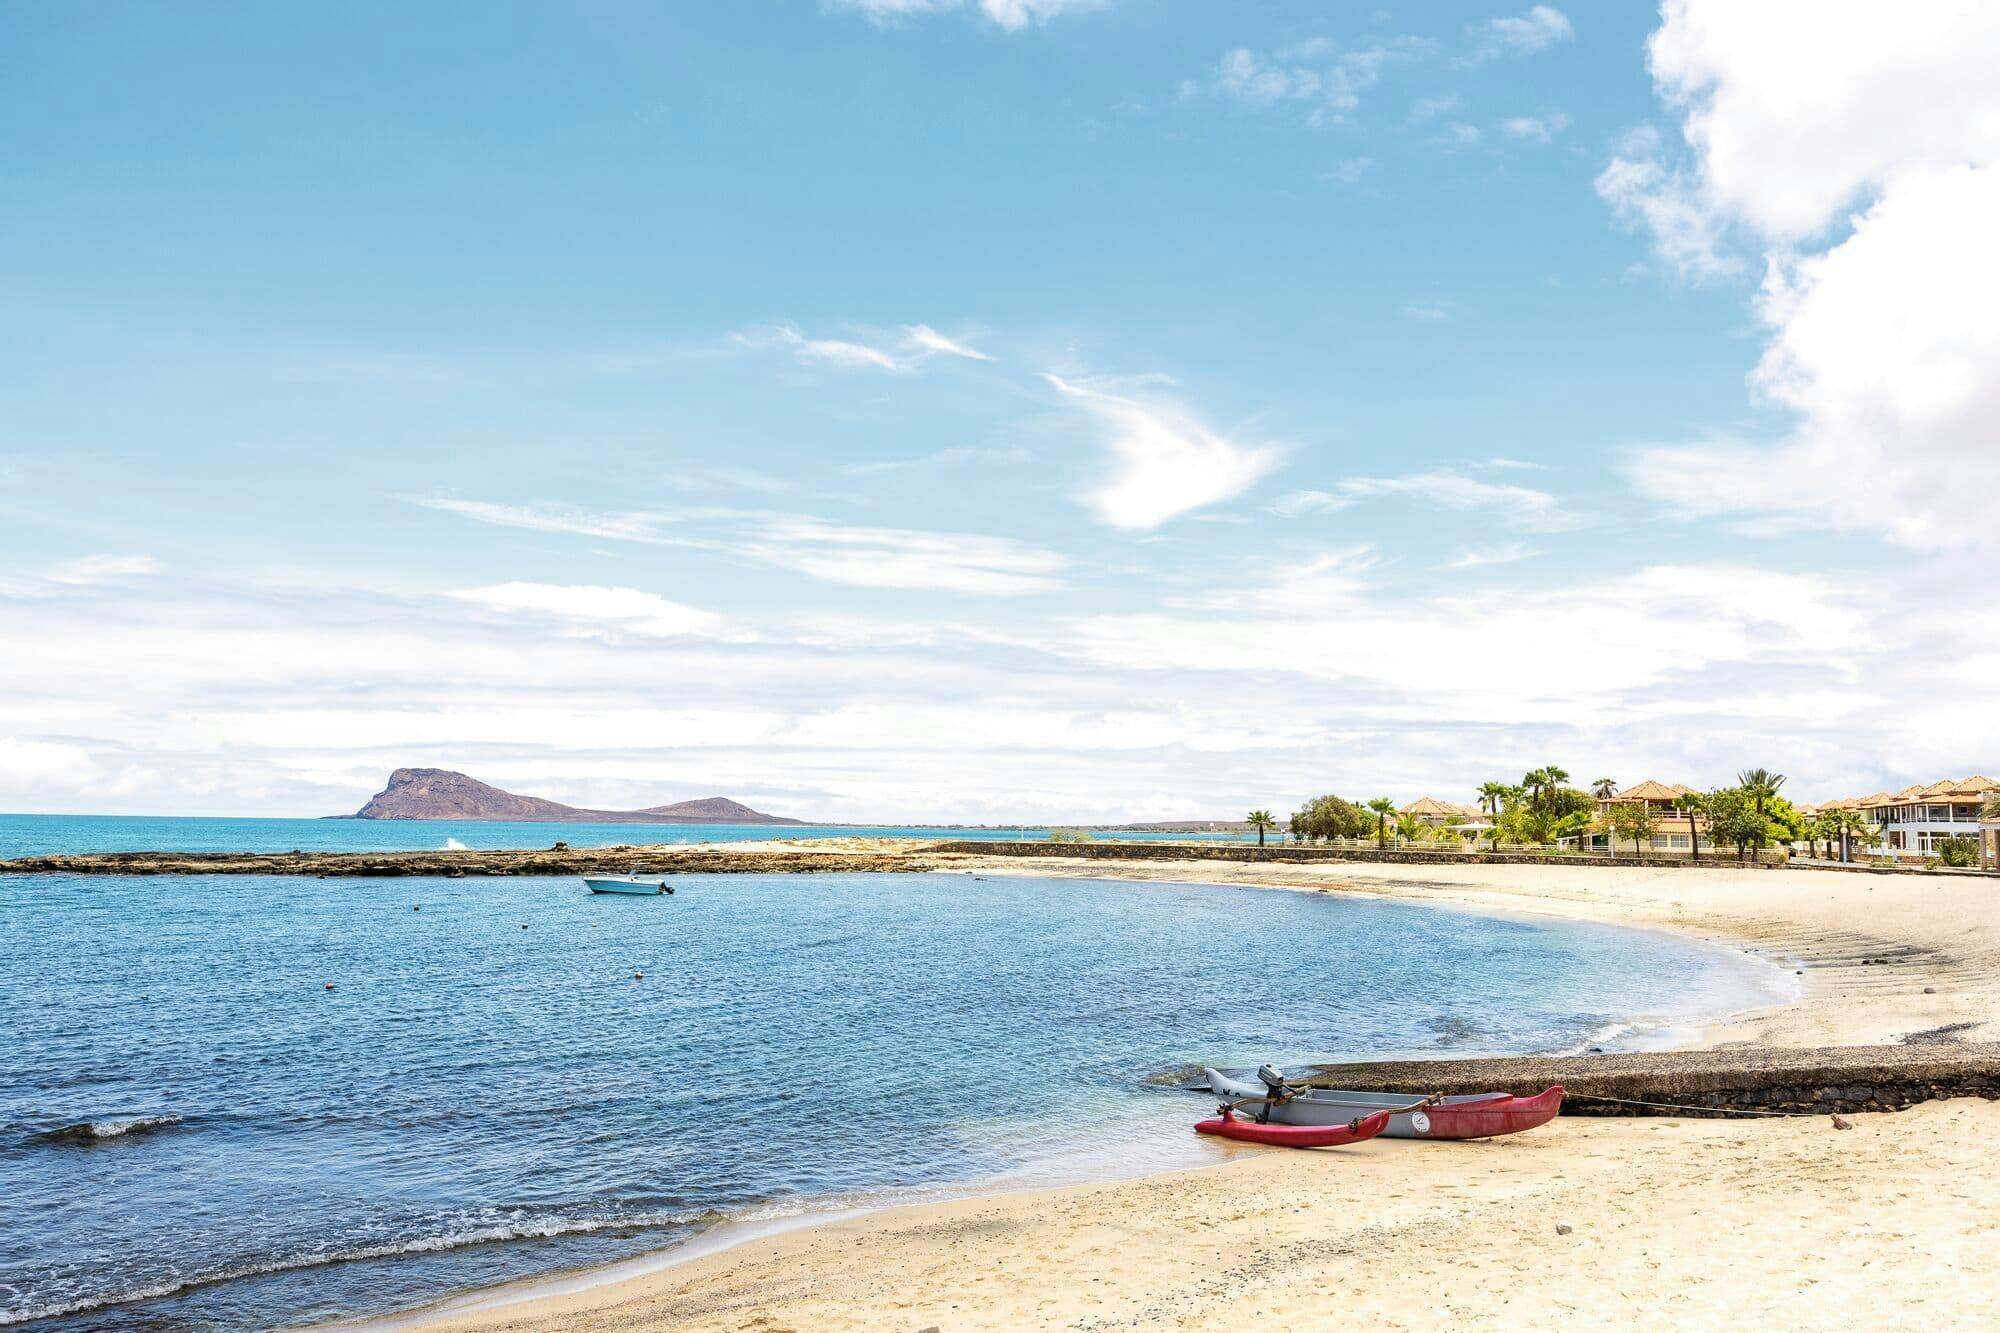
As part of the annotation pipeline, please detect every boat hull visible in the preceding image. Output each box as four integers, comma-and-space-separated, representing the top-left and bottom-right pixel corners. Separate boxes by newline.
583, 877, 668, 895
1204, 1069, 1563, 1140
1195, 1107, 1390, 1148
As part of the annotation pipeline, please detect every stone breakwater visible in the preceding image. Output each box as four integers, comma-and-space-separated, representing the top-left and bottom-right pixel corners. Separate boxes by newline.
0, 847, 935, 877
1272, 1043, 2000, 1117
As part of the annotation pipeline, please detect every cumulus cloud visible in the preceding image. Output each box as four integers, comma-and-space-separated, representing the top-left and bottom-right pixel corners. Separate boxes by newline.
1043, 374, 1285, 531
1593, 125, 1741, 281
1466, 6, 1573, 65
1615, 0, 2000, 549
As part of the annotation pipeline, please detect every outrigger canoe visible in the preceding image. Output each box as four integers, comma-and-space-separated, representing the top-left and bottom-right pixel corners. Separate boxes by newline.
1196, 1106, 1391, 1148
1205, 1067, 1563, 1141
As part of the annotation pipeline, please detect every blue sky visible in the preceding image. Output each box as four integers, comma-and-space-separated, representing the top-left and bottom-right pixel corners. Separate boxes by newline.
3, 1, 1996, 820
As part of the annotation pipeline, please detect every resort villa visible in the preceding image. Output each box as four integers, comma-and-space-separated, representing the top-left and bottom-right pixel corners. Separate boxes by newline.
1400, 796, 1484, 828
1803, 776, 1999, 860
1572, 780, 1706, 854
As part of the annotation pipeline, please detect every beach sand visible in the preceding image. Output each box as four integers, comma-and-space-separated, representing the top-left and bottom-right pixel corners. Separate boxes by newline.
398, 855, 2000, 1331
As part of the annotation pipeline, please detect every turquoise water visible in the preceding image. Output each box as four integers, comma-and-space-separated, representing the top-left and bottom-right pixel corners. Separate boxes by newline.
0, 813, 1254, 857
0, 870, 1787, 1329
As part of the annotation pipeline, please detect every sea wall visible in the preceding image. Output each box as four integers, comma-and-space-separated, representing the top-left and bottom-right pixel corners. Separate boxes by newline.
936, 840, 1786, 869
1282, 1043, 2000, 1117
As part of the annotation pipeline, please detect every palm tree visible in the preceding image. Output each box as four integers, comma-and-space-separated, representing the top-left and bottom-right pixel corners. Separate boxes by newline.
1521, 768, 1549, 811
1738, 768, 1786, 818
1367, 797, 1396, 850
1247, 809, 1275, 847
1674, 791, 1705, 861
1592, 778, 1617, 801
1543, 766, 1571, 807
1478, 781, 1509, 817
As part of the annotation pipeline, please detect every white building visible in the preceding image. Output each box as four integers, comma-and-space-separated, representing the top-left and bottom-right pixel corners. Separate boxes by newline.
1809, 775, 1997, 857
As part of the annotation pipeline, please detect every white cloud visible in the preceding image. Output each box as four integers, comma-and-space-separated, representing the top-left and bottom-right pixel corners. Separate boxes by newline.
1198, 38, 1428, 125
1443, 542, 1539, 569
1321, 156, 1374, 187
1410, 93, 1458, 123
413, 497, 1066, 595
449, 583, 737, 640
827, 0, 1098, 30
900, 324, 992, 361
1466, 6, 1573, 64
1501, 111, 1569, 143
1275, 470, 1585, 532
1593, 126, 1741, 281
1402, 301, 1451, 322
841, 444, 1028, 477
1043, 373, 1285, 531
1615, 0, 2000, 549
731, 321, 991, 373
46, 554, 162, 585
1433, 121, 1481, 148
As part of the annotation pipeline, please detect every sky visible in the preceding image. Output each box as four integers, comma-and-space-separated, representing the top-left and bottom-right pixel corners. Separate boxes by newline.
2, 1, 1997, 822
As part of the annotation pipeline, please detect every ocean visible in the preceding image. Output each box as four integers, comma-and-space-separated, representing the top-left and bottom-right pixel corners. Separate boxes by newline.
0, 813, 1252, 858
0, 837, 1792, 1328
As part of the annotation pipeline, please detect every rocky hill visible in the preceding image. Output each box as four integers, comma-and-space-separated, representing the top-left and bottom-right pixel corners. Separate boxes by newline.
347, 768, 804, 825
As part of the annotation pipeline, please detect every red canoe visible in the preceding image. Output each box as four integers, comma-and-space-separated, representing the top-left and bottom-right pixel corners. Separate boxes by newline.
1403, 1085, 1565, 1139
1195, 1107, 1392, 1148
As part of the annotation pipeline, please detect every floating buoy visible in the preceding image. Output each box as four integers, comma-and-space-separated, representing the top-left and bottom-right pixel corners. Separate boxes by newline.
633, 971, 644, 980
521, 923, 529, 930
413, 905, 421, 911
324, 982, 335, 991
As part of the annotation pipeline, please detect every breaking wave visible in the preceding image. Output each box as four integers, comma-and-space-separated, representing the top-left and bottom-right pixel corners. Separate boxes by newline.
31, 1114, 183, 1145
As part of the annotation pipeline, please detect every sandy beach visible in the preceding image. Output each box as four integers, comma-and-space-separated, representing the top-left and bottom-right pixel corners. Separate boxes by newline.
394, 853, 2000, 1331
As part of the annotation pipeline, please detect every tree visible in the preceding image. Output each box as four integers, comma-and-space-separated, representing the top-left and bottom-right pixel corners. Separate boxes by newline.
1607, 800, 1657, 856
1936, 835, 1980, 868
1706, 788, 1767, 862
1367, 797, 1396, 849
1738, 768, 1787, 819
1542, 766, 1572, 808
1395, 811, 1428, 844
1592, 777, 1618, 801
1674, 792, 1706, 861
1295, 793, 1369, 842
1247, 809, 1276, 847
1826, 808, 1872, 863
1478, 781, 1509, 817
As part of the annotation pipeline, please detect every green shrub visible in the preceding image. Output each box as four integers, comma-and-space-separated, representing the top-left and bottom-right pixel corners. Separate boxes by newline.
1935, 836, 1979, 868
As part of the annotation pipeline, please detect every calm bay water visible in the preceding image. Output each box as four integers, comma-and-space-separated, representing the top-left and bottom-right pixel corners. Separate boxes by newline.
0, 814, 1252, 858
0, 866, 1788, 1329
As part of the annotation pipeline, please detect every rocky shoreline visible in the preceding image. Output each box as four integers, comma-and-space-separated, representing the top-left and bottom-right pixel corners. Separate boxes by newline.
0, 846, 935, 877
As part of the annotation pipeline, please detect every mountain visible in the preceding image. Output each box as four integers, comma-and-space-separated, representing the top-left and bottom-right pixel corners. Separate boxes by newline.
347, 768, 804, 825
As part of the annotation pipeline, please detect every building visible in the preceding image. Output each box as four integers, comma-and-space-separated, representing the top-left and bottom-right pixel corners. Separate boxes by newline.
1810, 775, 1998, 857
1575, 780, 1707, 853
1400, 796, 1483, 827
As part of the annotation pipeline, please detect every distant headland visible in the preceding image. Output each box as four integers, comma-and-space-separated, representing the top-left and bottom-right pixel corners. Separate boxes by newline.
338, 767, 805, 825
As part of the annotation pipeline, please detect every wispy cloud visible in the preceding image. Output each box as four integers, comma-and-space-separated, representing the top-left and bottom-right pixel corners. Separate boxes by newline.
730, 321, 993, 373
1043, 374, 1284, 531
1402, 301, 1452, 322
1190, 37, 1430, 126
450, 583, 739, 640
1320, 156, 1374, 187
1273, 470, 1586, 532
1432, 121, 1481, 148
1443, 542, 1540, 569
841, 444, 1028, 477
1593, 125, 1742, 282
825, 0, 1098, 30
1464, 6, 1572, 65
412, 497, 1066, 595
1409, 93, 1458, 123
46, 554, 162, 585
1501, 111, 1569, 143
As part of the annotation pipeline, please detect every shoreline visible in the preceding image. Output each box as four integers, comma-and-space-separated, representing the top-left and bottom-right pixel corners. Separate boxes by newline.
334, 851, 2000, 1330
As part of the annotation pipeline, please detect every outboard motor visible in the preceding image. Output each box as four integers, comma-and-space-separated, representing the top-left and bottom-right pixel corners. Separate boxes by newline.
1254, 1064, 1292, 1124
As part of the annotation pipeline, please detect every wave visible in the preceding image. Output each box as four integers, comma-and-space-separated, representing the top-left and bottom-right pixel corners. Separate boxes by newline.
441, 837, 467, 850
0, 1206, 722, 1327
30, 1113, 183, 1145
